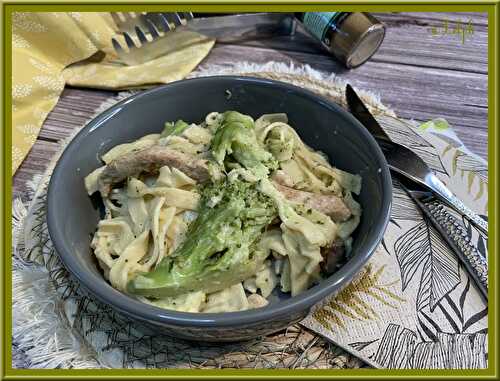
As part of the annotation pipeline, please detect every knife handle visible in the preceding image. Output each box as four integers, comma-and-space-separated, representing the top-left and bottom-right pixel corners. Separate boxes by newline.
423, 199, 488, 300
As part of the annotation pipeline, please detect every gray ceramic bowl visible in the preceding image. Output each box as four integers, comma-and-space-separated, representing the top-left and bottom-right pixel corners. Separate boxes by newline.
47, 76, 392, 342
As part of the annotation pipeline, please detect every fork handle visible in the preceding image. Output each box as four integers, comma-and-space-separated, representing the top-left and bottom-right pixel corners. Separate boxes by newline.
416, 196, 488, 301
427, 174, 488, 235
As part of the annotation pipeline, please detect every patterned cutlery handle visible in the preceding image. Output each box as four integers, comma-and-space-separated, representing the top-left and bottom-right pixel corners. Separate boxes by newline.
424, 199, 488, 298
428, 175, 488, 235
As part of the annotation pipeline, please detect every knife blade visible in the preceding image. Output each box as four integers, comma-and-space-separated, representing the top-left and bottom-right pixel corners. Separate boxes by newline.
345, 84, 488, 235
164, 13, 297, 41
345, 84, 390, 141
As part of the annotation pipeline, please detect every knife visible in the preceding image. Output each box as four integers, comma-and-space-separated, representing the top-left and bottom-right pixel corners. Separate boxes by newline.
147, 13, 297, 42
345, 84, 488, 235
345, 84, 488, 301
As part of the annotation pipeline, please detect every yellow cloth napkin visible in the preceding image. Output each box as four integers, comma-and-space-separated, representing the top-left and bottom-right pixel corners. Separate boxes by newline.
12, 12, 215, 173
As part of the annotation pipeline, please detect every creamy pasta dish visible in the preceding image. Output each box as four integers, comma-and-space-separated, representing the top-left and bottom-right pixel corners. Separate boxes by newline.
85, 111, 362, 313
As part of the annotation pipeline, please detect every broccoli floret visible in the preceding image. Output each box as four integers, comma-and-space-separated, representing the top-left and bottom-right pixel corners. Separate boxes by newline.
211, 111, 278, 177
127, 179, 278, 298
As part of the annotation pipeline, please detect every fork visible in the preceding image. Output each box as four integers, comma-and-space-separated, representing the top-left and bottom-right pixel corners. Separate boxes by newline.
111, 12, 194, 66
111, 12, 194, 36
110, 12, 296, 66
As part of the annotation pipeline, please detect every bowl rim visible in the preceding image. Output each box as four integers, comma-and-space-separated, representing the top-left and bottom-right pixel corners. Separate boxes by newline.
47, 75, 392, 327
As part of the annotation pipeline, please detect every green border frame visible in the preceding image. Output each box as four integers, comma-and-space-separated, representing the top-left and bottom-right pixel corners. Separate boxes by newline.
1, 1, 498, 379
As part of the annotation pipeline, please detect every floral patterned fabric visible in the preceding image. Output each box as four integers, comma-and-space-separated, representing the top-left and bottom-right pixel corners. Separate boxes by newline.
11, 12, 215, 173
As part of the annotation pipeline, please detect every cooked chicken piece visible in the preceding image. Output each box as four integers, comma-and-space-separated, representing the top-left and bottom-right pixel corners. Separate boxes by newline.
320, 240, 345, 275
98, 146, 213, 196
272, 182, 351, 222
247, 293, 269, 309
271, 170, 295, 188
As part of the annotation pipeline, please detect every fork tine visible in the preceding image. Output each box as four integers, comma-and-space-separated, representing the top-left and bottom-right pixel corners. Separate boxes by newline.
144, 13, 171, 33
111, 12, 123, 27
157, 13, 172, 32
135, 26, 149, 45
145, 18, 161, 39
172, 13, 183, 26
110, 12, 200, 65
111, 37, 125, 54
123, 32, 137, 49
183, 12, 194, 21
161, 13, 182, 27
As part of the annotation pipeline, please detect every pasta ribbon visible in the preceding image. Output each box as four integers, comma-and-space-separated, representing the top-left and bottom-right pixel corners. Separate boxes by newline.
87, 112, 363, 313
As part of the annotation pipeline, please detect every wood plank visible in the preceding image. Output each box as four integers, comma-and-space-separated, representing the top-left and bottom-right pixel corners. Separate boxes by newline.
374, 12, 488, 27
38, 88, 117, 142
12, 139, 61, 199
372, 28, 487, 73
194, 12, 488, 26
374, 12, 487, 73
451, 125, 488, 159
217, 15, 487, 74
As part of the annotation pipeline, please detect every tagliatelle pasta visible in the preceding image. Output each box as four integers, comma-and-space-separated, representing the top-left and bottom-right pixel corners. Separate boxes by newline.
85, 111, 362, 313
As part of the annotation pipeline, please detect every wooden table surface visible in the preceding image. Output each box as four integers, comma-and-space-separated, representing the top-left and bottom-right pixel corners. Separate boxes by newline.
13, 11, 488, 199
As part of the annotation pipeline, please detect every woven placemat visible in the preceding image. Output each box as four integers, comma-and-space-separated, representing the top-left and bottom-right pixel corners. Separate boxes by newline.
13, 62, 487, 369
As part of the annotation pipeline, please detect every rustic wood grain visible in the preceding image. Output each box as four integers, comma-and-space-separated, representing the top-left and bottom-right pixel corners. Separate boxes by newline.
374, 12, 488, 26
13, 139, 61, 199
37, 88, 116, 141
201, 45, 488, 136
222, 18, 488, 73
13, 12, 489, 199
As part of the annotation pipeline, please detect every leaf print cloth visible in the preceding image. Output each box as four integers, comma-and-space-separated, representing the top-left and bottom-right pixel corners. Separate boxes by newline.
11, 12, 215, 174
301, 115, 488, 369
